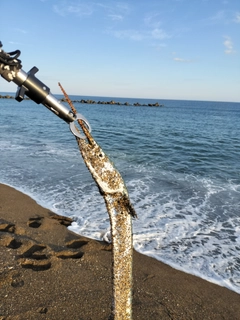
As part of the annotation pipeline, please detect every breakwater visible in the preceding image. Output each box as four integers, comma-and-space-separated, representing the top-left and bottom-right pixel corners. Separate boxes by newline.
0, 94, 163, 107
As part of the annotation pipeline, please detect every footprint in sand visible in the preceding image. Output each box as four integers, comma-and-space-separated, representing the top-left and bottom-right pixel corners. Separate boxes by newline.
27, 216, 43, 228
0, 219, 15, 233
1, 218, 87, 273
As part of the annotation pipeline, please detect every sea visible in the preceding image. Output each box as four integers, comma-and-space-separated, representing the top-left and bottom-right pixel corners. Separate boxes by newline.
0, 93, 240, 294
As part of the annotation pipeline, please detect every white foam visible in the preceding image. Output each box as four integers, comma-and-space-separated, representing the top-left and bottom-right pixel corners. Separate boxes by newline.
1, 99, 240, 295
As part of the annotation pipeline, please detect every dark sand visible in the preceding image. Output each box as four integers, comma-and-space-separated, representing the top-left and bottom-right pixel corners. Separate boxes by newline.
0, 184, 240, 320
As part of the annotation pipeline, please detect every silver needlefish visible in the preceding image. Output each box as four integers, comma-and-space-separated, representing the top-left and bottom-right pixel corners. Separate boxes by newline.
59, 83, 137, 320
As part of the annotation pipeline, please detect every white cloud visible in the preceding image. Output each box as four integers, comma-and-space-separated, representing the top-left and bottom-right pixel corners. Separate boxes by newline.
151, 28, 170, 40
203, 10, 226, 25
96, 2, 130, 21
234, 12, 240, 23
173, 57, 192, 63
144, 13, 161, 29
115, 3, 130, 14
53, 1, 130, 21
110, 29, 144, 41
223, 36, 235, 54
108, 14, 124, 21
8, 41, 23, 45
151, 43, 167, 51
209, 10, 225, 22
14, 28, 27, 34
53, 1, 93, 17
108, 27, 170, 42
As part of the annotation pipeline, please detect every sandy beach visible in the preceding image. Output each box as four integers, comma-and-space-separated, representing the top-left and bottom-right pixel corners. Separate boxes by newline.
0, 183, 240, 320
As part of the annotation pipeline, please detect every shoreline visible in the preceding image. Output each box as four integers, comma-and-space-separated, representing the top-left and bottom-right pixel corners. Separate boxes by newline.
1, 183, 240, 319
1, 182, 237, 295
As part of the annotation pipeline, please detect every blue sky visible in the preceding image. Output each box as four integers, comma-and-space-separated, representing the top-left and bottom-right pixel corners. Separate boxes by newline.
1, 0, 240, 102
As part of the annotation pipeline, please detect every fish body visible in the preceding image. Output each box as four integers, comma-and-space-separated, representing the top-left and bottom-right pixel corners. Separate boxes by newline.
58, 83, 136, 319
76, 135, 136, 320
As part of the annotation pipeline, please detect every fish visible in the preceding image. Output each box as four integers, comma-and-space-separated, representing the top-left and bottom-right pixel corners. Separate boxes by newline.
59, 83, 137, 320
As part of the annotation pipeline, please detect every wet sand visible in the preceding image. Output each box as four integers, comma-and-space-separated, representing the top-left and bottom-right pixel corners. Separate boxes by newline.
0, 183, 239, 319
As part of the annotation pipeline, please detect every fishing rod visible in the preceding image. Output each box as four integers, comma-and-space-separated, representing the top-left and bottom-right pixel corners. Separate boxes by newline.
0, 41, 90, 139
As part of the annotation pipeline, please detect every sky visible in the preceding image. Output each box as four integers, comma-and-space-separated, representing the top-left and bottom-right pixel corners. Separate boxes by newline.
0, 0, 240, 102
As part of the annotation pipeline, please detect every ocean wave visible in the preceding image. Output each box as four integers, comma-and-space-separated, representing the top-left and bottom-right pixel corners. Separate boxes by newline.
1, 97, 240, 294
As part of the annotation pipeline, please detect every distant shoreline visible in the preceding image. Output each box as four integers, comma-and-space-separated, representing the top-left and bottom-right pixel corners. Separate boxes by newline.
0, 94, 164, 107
